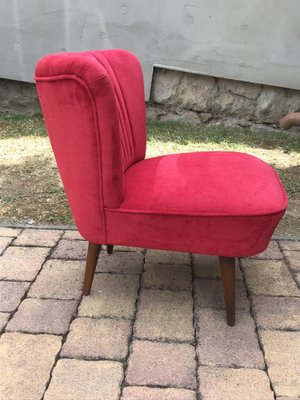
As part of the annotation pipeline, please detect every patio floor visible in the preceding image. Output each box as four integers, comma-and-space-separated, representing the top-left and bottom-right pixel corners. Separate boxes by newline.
0, 226, 299, 400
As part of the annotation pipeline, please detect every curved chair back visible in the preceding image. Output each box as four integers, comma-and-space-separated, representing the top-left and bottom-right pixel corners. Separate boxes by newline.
35, 50, 146, 242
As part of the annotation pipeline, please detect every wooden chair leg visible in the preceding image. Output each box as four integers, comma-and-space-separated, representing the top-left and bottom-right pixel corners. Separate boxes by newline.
83, 242, 101, 296
107, 244, 114, 254
219, 256, 236, 326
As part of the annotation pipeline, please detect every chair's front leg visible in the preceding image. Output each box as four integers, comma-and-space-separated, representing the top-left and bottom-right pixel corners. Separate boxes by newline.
107, 244, 114, 254
219, 256, 236, 326
83, 242, 101, 295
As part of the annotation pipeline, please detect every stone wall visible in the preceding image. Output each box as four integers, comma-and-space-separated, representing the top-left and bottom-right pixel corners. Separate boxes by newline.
1, 72, 300, 127
148, 68, 300, 127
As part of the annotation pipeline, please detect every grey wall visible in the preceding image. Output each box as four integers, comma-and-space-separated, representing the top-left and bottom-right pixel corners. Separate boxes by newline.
1, 0, 300, 99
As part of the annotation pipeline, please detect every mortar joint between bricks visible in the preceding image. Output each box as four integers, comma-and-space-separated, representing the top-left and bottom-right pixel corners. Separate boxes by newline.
118, 247, 146, 398
191, 252, 202, 400
237, 258, 277, 400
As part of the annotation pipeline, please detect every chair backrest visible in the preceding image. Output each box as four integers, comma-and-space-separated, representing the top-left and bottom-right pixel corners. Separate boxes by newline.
35, 50, 146, 242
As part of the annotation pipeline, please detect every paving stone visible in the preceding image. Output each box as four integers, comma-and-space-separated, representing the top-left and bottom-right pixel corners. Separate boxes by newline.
196, 308, 265, 369
252, 296, 300, 330
44, 359, 123, 400
241, 259, 300, 296
279, 240, 300, 251
145, 249, 190, 265
192, 255, 242, 279
0, 312, 9, 332
0, 237, 13, 255
96, 251, 143, 274
28, 259, 85, 300
143, 263, 192, 290
276, 397, 300, 400
194, 278, 249, 310
0, 227, 21, 237
114, 245, 144, 252
126, 340, 196, 389
295, 273, 300, 287
63, 230, 84, 240
61, 317, 131, 360
0, 246, 49, 281
284, 251, 300, 272
199, 366, 274, 400
260, 330, 300, 398
14, 228, 62, 247
251, 240, 283, 260
122, 387, 196, 400
0, 281, 30, 312
6, 298, 77, 334
50, 239, 88, 259
79, 273, 139, 319
0, 332, 62, 400
135, 289, 194, 342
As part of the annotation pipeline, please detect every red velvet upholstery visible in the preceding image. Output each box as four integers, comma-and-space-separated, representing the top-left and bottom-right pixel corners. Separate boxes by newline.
35, 49, 287, 257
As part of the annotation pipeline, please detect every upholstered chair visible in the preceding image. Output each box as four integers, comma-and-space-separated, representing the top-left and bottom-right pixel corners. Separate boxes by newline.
35, 50, 287, 326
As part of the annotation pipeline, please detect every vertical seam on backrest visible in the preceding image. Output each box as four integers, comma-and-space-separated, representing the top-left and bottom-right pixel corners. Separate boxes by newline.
94, 52, 136, 170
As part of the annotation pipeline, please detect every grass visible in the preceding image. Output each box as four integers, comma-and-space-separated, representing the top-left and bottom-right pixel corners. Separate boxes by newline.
1, 115, 299, 235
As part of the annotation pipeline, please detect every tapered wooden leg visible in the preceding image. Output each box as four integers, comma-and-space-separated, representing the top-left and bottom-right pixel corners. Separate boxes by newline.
107, 245, 114, 254
219, 256, 236, 326
83, 242, 101, 296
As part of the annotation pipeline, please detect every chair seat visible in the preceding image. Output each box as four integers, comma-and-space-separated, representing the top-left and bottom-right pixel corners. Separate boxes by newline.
105, 151, 287, 257
120, 151, 286, 216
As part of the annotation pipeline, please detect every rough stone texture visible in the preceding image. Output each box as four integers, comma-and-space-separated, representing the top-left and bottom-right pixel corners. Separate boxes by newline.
0, 312, 9, 332
276, 398, 300, 400
252, 296, 300, 330
0, 227, 21, 237
0, 78, 41, 115
134, 289, 194, 342
62, 230, 84, 240
96, 251, 143, 274
196, 309, 265, 369
0, 246, 49, 281
0, 237, 13, 255
218, 78, 261, 100
260, 330, 300, 398
241, 259, 300, 296
7, 298, 77, 334
44, 359, 123, 400
14, 228, 62, 247
295, 273, 300, 287
126, 340, 196, 389
251, 240, 283, 260
192, 255, 242, 279
152, 69, 182, 104
199, 366, 274, 400
142, 263, 192, 290
61, 317, 131, 360
0, 332, 62, 400
50, 239, 88, 259
0, 281, 30, 312
284, 251, 300, 272
145, 249, 190, 265
176, 74, 217, 112
122, 387, 196, 400
28, 259, 84, 300
279, 241, 300, 251
78, 273, 139, 319
194, 278, 249, 310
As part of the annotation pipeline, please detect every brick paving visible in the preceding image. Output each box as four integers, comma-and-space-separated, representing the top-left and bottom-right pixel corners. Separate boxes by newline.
0, 226, 299, 400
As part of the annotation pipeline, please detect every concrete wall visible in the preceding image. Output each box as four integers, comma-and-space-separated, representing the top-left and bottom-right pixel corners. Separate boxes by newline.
1, 0, 300, 99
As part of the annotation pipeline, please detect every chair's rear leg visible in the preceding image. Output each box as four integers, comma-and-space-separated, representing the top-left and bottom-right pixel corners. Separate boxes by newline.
107, 245, 114, 254
83, 242, 101, 296
219, 256, 236, 326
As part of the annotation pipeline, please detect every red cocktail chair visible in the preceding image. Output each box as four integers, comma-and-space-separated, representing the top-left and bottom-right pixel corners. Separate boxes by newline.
35, 50, 287, 326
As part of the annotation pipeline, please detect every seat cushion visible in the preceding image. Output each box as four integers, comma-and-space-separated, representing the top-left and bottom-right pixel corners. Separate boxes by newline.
105, 151, 287, 256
